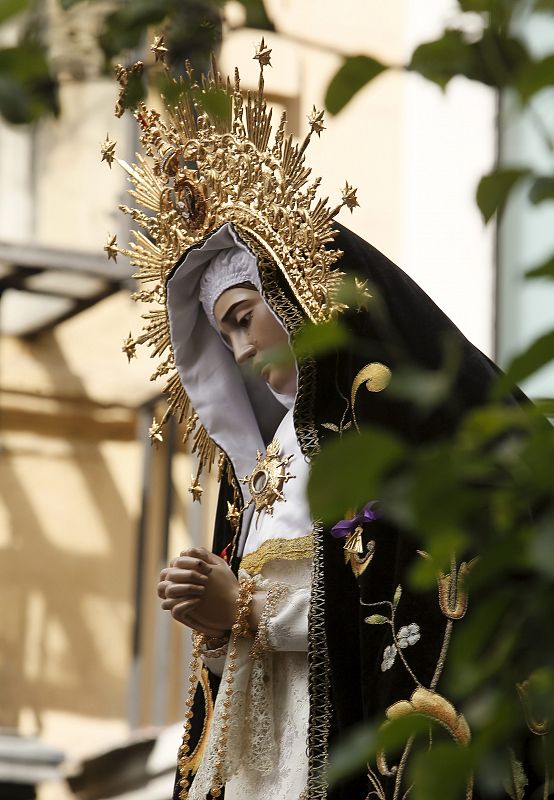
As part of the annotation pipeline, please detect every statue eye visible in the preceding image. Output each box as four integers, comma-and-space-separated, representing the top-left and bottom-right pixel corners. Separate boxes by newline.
237, 311, 253, 329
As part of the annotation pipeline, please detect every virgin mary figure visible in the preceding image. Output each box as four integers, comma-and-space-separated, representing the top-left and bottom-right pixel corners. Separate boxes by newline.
111, 42, 533, 800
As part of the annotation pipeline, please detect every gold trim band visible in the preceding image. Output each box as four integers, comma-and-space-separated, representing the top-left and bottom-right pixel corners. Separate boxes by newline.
240, 534, 313, 575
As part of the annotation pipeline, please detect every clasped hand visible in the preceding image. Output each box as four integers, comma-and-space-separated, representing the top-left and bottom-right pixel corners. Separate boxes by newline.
157, 547, 239, 639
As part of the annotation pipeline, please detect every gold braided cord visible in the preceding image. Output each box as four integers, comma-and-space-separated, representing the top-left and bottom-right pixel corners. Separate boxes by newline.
307, 520, 333, 799
177, 634, 211, 798
249, 582, 289, 659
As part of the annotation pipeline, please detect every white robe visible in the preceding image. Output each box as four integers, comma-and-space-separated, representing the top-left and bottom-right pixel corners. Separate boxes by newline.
189, 410, 312, 800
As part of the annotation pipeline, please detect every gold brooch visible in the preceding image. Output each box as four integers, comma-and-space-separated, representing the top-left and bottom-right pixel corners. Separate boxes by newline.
345, 534, 376, 577
240, 439, 294, 524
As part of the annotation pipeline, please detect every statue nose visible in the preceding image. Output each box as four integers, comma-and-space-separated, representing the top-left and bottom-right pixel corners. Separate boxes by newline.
235, 341, 256, 364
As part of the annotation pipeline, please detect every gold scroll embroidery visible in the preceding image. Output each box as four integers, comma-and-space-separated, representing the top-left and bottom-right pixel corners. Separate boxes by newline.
351, 362, 392, 431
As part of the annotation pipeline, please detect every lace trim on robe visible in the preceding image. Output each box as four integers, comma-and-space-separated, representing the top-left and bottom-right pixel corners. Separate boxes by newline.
189, 560, 311, 800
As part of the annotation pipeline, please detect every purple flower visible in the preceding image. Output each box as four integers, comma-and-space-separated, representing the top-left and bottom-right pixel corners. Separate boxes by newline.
331, 501, 380, 539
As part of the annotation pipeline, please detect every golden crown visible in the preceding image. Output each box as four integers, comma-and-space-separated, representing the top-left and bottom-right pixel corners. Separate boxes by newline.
102, 37, 359, 499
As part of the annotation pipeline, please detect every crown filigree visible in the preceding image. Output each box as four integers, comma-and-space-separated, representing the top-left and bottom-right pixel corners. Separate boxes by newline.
104, 39, 358, 493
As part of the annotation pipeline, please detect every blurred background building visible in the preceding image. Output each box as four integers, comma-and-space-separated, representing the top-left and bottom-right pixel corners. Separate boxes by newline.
1, 1, 552, 798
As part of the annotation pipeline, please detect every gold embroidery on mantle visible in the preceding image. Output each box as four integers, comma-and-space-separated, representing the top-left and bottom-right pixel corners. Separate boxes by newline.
177, 653, 214, 788
345, 535, 375, 577
351, 362, 392, 431
385, 687, 471, 746
362, 560, 475, 799
186, 668, 214, 774
240, 533, 313, 575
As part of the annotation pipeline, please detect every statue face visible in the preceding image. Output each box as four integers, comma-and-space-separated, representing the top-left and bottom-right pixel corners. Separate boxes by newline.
214, 287, 297, 396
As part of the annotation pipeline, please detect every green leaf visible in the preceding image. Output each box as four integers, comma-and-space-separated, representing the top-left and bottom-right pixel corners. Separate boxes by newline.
529, 176, 554, 205
409, 29, 530, 91
334, 274, 373, 309
308, 427, 406, 525
533, 397, 554, 416
476, 169, 530, 223
59, 0, 88, 8
237, 0, 274, 30
447, 590, 522, 694
389, 366, 452, 410
327, 722, 378, 786
377, 714, 438, 753
529, 518, 554, 579
110, 0, 170, 28
533, 0, 554, 11
525, 254, 554, 280
458, 0, 515, 24
293, 319, 350, 360
325, 55, 387, 115
517, 54, 554, 101
121, 71, 146, 113
100, 0, 172, 58
0, 0, 29, 24
476, 32, 530, 87
193, 85, 232, 125
365, 614, 389, 625
494, 329, 554, 397
0, 44, 58, 124
409, 528, 468, 590
0, 76, 32, 124
392, 584, 402, 608
410, 743, 474, 800
408, 29, 481, 89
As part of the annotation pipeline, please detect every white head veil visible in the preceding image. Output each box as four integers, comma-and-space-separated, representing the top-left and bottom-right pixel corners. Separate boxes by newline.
166, 223, 288, 512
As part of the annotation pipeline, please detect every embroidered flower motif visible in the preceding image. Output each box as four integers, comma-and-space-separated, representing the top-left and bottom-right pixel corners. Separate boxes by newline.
397, 623, 420, 649
381, 644, 397, 672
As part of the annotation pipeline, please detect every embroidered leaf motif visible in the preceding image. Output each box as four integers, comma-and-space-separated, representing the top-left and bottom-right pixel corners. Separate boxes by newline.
365, 614, 389, 625
322, 422, 340, 432
381, 644, 397, 671
393, 584, 402, 608
504, 751, 528, 800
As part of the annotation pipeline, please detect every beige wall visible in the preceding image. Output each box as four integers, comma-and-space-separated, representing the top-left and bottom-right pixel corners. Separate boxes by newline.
1, 294, 217, 797
223, 0, 496, 355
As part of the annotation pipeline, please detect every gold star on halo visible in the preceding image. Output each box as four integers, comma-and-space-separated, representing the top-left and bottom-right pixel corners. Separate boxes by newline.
100, 133, 117, 168
226, 501, 241, 529
148, 417, 163, 447
308, 106, 325, 137
122, 332, 137, 362
104, 233, 118, 262
189, 476, 203, 503
355, 276, 371, 308
151, 35, 168, 63
253, 37, 272, 68
341, 182, 360, 213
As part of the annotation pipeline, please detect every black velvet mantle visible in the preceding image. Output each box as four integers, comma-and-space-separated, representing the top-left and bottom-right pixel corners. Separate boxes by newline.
173, 224, 530, 800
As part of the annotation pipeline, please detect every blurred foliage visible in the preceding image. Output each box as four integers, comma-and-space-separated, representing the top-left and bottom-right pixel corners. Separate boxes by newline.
319, 1, 554, 796
0, 40, 58, 123
0, 1, 58, 124
0, 0, 273, 124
